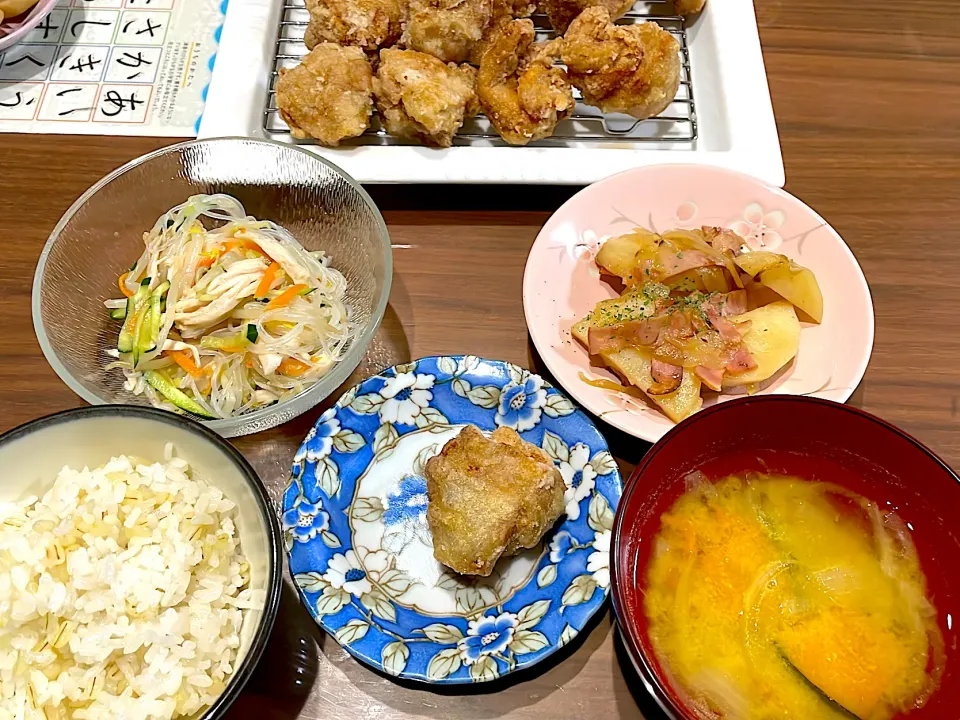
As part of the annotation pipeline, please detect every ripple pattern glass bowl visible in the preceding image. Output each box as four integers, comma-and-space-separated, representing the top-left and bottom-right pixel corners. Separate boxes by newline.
32, 137, 392, 437
611, 396, 960, 720
0, 405, 282, 719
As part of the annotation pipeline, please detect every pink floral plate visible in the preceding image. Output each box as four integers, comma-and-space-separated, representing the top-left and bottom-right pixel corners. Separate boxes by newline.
523, 164, 875, 443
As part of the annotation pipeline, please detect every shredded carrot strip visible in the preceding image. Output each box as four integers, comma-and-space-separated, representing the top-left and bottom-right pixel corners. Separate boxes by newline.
223, 238, 265, 256
118, 272, 134, 298
256, 262, 281, 299
166, 350, 202, 377
245, 354, 255, 369
279, 358, 311, 377
196, 248, 222, 269
266, 284, 308, 310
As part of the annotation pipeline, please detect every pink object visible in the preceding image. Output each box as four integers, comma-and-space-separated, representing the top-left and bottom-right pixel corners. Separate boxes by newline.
0, 0, 58, 52
522, 164, 875, 443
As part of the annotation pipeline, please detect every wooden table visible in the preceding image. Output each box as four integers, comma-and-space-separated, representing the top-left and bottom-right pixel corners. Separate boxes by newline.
2, 1, 959, 717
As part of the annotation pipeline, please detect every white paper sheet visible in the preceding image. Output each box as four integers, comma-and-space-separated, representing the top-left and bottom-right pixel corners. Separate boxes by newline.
0, 0, 227, 135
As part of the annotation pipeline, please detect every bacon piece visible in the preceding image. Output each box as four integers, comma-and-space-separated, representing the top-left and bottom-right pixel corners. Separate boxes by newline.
702, 290, 748, 319
587, 316, 667, 355
657, 246, 722, 279
648, 359, 683, 395
726, 348, 758, 375
695, 365, 724, 391
705, 306, 741, 343
702, 226, 745, 256
719, 289, 748, 316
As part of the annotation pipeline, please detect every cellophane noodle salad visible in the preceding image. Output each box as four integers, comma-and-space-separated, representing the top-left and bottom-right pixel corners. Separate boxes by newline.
103, 194, 355, 419
0, 445, 264, 720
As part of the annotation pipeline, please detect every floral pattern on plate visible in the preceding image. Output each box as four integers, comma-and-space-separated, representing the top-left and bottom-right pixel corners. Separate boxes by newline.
523, 164, 874, 443
283, 355, 622, 684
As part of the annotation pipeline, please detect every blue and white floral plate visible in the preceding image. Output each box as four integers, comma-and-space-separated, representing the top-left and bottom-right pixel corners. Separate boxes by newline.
282, 355, 622, 684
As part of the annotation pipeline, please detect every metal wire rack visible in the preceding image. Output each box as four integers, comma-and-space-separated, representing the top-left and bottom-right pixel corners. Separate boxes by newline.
263, 0, 698, 147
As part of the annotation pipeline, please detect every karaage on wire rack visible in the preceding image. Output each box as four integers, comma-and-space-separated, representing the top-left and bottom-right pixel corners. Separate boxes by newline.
402, 0, 493, 64
560, 7, 680, 120
303, 0, 403, 52
492, 0, 536, 19
477, 19, 575, 145
538, 0, 634, 33
373, 48, 480, 147
425, 426, 565, 577
276, 43, 374, 146
469, 0, 536, 65
675, 0, 706, 15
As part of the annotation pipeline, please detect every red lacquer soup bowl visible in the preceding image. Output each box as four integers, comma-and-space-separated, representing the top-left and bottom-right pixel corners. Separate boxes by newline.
611, 395, 960, 720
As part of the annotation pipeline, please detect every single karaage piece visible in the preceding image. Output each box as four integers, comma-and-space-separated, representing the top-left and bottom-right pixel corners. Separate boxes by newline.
468, 0, 535, 66
477, 19, 575, 145
537, 0, 634, 34
492, 0, 535, 19
373, 49, 479, 147
276, 43, 374, 146
426, 425, 565, 577
560, 7, 680, 120
402, 0, 492, 64
675, 0, 706, 15
303, 0, 403, 52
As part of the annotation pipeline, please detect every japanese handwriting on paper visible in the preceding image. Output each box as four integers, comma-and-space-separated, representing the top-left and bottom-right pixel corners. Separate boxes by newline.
117, 11, 169, 46
107, 47, 162, 82
100, 88, 143, 116
125, 0, 176, 8
0, 82, 44, 120
52, 46, 110, 82
66, 9, 119, 44
96, 84, 152, 122
7, 55, 44, 69
38, 84, 99, 121
25, 10, 68, 44
0, 45, 56, 81
0, 92, 32, 108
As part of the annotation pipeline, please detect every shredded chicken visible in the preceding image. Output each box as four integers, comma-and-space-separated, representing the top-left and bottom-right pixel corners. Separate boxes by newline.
176, 276, 262, 337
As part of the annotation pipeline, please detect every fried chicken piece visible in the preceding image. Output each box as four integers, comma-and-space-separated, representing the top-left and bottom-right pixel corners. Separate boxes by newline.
560, 7, 680, 120
676, 0, 706, 15
276, 43, 374, 146
402, 0, 492, 64
492, 0, 535, 19
468, 0, 535, 66
373, 49, 479, 147
303, 0, 403, 52
477, 19, 575, 145
538, 0, 634, 34
425, 425, 565, 577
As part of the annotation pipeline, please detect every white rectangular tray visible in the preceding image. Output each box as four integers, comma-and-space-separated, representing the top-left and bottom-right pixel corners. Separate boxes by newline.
199, 0, 783, 186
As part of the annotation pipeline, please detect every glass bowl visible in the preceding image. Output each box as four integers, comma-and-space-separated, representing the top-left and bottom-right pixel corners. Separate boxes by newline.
0, 404, 282, 719
611, 395, 960, 720
33, 137, 392, 437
